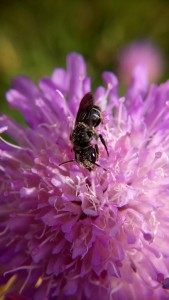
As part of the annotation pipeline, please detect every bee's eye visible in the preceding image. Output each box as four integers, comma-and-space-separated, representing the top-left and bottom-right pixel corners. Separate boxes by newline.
91, 108, 101, 127
90, 149, 97, 163
88, 131, 93, 137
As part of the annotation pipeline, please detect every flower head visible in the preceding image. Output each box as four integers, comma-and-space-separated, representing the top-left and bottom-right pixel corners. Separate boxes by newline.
118, 41, 164, 84
0, 53, 169, 300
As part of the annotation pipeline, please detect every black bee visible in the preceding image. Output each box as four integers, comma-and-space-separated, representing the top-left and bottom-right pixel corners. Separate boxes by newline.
60, 92, 109, 171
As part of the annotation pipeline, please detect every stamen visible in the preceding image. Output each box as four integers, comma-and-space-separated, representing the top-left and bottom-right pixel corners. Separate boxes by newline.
35, 98, 55, 125
117, 97, 125, 131
35, 276, 43, 288
35, 225, 47, 239
4, 265, 39, 276
19, 269, 32, 294
147, 104, 168, 135
0, 274, 17, 295
0, 225, 8, 236
0, 136, 22, 149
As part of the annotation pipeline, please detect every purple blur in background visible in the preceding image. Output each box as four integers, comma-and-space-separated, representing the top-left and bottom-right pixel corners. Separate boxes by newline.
118, 41, 164, 85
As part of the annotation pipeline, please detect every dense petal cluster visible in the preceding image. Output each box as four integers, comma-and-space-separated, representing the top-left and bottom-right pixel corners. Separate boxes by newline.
0, 53, 169, 300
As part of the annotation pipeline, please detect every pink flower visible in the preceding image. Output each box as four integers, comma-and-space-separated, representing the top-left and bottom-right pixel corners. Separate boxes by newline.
0, 53, 169, 300
118, 41, 164, 84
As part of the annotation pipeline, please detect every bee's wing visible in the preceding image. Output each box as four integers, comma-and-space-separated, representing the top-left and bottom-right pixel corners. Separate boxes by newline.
75, 92, 94, 125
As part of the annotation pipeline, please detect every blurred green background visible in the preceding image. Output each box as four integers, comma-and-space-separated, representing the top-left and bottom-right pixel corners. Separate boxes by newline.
0, 0, 169, 118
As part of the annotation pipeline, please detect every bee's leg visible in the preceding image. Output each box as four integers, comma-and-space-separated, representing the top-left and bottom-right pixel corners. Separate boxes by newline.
95, 144, 99, 157
93, 144, 107, 171
99, 134, 109, 156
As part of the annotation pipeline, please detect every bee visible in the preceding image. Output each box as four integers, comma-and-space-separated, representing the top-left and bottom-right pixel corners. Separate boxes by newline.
60, 92, 109, 171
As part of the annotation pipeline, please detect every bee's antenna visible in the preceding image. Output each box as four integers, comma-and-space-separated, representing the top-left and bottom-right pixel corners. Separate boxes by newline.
59, 159, 76, 167
93, 162, 107, 171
